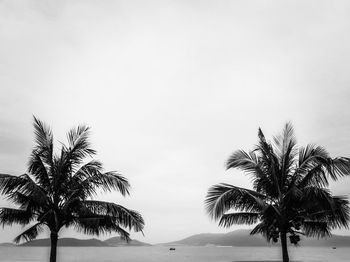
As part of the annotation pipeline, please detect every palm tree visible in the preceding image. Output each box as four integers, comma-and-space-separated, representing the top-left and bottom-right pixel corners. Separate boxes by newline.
0, 117, 144, 262
205, 123, 350, 262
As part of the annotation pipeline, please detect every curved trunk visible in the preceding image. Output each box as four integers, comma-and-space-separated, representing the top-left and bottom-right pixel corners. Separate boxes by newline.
280, 231, 289, 262
50, 232, 58, 262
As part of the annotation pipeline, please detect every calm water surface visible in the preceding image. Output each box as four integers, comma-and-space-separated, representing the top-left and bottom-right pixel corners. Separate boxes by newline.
0, 246, 348, 262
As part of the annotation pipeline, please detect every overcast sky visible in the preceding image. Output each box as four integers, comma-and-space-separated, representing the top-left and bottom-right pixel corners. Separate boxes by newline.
1, 0, 350, 244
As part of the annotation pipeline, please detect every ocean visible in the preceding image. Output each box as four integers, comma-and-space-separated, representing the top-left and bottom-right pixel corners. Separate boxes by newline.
0, 246, 348, 262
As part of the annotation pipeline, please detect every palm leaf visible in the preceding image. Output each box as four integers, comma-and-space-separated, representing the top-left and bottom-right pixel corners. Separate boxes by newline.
302, 221, 331, 237
250, 221, 277, 241
298, 145, 329, 169
0, 208, 34, 226
14, 222, 44, 243
327, 196, 350, 228
73, 217, 130, 240
298, 164, 328, 188
226, 150, 259, 173
219, 212, 259, 227
28, 152, 51, 189
273, 122, 297, 177
32, 116, 53, 167
205, 183, 266, 220
82, 200, 144, 232
328, 157, 350, 180
7, 191, 49, 211
73, 166, 130, 197
65, 125, 96, 166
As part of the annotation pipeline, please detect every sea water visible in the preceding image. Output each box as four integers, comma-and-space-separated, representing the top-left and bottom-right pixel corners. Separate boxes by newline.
0, 246, 348, 262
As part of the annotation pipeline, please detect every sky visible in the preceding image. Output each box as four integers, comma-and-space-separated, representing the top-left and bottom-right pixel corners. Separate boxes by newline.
1, 0, 350, 244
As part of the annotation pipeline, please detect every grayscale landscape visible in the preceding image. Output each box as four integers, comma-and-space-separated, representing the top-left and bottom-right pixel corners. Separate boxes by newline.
1, 1, 350, 262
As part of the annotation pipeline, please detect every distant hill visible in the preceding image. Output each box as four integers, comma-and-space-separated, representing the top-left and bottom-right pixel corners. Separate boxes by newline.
163, 230, 266, 246
164, 229, 350, 247
0, 242, 16, 247
19, 237, 150, 247
20, 238, 107, 247
104, 237, 151, 246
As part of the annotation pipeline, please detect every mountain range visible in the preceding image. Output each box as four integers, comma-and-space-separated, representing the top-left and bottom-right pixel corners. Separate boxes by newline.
19, 237, 151, 247
164, 229, 350, 247
2, 229, 350, 247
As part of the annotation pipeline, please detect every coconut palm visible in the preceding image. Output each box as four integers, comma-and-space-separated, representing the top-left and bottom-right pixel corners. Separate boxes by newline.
205, 123, 350, 262
0, 117, 144, 262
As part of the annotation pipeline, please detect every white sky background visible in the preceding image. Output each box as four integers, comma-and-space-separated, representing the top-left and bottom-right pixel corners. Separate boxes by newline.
1, 0, 350, 244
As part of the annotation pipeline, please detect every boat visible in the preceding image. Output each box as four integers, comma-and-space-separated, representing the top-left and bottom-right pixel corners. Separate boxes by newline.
169, 247, 176, 251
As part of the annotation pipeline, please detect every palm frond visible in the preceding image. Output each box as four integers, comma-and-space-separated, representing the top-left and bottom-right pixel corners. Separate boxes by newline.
250, 222, 267, 235
13, 222, 44, 243
82, 200, 144, 232
32, 116, 53, 166
283, 185, 302, 203
255, 128, 282, 197
250, 221, 277, 242
262, 204, 282, 221
273, 122, 296, 150
219, 212, 259, 227
298, 164, 328, 188
97, 172, 130, 195
0, 173, 46, 198
328, 157, 350, 180
73, 160, 104, 181
273, 122, 297, 174
296, 147, 350, 183
225, 150, 276, 196
28, 152, 51, 188
66, 161, 105, 199
0, 173, 19, 194
298, 145, 329, 169
301, 186, 334, 211
205, 183, 266, 220
73, 216, 130, 240
73, 164, 130, 197
65, 125, 96, 165
7, 191, 48, 211
0, 208, 34, 226
255, 128, 277, 165
226, 150, 258, 172
302, 221, 331, 238
327, 196, 350, 229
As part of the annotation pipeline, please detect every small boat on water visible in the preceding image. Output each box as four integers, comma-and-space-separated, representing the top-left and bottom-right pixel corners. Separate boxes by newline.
169, 247, 176, 251
332, 247, 337, 249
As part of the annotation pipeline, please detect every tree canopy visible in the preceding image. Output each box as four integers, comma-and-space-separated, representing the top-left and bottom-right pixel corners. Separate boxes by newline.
206, 123, 350, 261
0, 117, 144, 262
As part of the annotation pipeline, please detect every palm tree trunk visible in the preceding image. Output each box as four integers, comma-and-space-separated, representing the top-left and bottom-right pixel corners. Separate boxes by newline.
50, 232, 58, 262
280, 231, 289, 262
